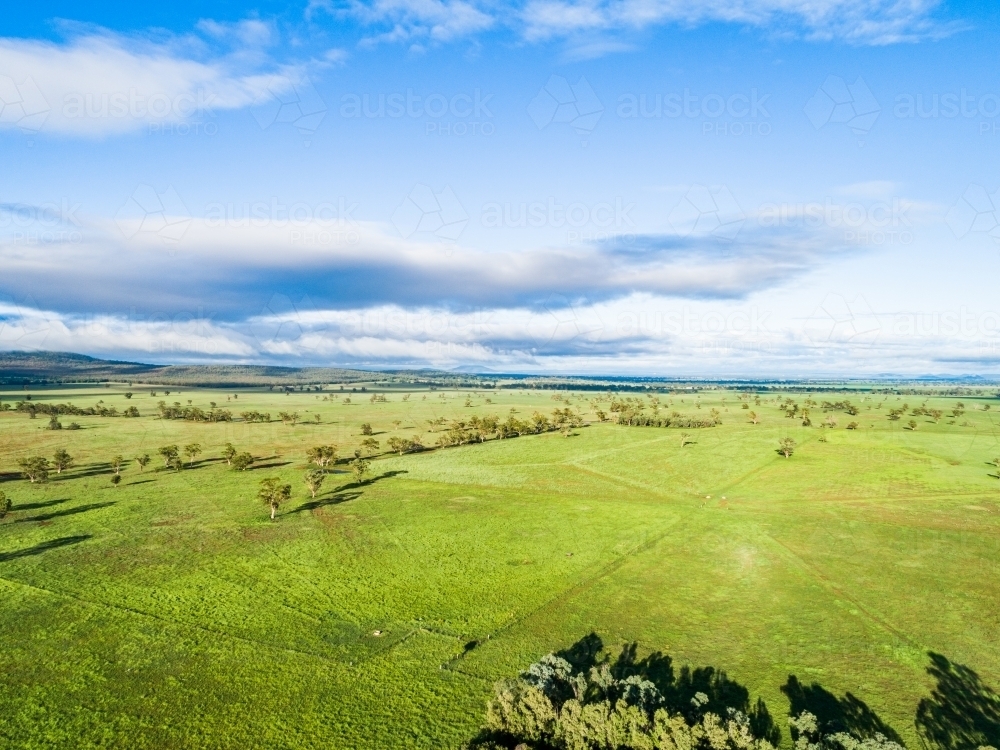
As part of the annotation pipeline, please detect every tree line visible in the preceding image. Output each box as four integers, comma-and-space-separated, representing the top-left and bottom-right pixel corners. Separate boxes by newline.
13, 401, 140, 418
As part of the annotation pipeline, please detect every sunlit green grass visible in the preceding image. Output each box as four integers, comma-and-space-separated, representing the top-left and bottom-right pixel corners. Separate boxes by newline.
1, 385, 998, 748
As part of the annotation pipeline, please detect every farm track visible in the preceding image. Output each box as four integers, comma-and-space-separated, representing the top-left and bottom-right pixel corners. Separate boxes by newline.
761, 532, 921, 649
439, 509, 692, 679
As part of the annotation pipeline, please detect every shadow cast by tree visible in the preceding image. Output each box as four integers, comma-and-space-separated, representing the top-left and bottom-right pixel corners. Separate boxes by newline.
470, 632, 781, 749
915, 652, 1000, 750
337, 469, 409, 492
609, 639, 780, 745
13, 497, 70, 512
289, 491, 363, 514
247, 461, 293, 471
782, 675, 903, 745
14, 501, 116, 524
0, 535, 91, 563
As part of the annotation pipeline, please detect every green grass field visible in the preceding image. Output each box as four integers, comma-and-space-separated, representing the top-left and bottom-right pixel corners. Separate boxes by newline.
1, 384, 998, 749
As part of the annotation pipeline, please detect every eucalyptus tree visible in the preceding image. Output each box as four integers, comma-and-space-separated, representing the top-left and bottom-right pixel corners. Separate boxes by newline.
52, 449, 74, 474
258, 478, 291, 520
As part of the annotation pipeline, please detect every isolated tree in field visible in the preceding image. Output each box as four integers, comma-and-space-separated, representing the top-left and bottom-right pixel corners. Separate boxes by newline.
361, 423, 373, 436
136, 454, 150, 472
232, 452, 255, 471
779, 437, 796, 458
169, 456, 184, 472
846, 422, 859, 430
930, 409, 943, 422
748, 411, 760, 424
360, 438, 380, 456
48, 414, 62, 430
124, 392, 132, 399
680, 432, 693, 447
350, 457, 370, 484
258, 477, 291, 520
387, 436, 409, 455
110, 455, 125, 476
18, 456, 50, 483
304, 469, 325, 498
0, 491, 10, 518
306, 445, 336, 469
222, 443, 237, 466
392, 419, 402, 430
111, 474, 122, 488
52, 449, 74, 474
159, 445, 179, 467
184, 443, 202, 465
908, 420, 918, 431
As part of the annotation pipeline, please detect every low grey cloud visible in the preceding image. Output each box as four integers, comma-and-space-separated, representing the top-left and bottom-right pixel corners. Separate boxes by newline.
0, 203, 861, 322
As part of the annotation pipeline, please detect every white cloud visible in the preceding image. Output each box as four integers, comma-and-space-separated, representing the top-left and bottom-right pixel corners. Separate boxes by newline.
195, 18, 277, 47
350, 0, 495, 44
0, 28, 309, 136
4, 293, 1000, 376
343, 0, 950, 47
0, 203, 860, 318
523, 0, 950, 44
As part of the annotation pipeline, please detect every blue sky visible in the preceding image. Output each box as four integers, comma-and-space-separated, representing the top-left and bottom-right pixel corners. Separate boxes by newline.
2, 0, 1000, 376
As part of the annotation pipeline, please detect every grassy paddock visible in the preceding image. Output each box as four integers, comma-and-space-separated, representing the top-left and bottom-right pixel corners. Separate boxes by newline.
1, 385, 998, 748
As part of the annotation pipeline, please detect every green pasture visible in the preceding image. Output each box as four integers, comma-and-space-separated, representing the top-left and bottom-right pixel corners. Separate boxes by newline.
1, 384, 998, 748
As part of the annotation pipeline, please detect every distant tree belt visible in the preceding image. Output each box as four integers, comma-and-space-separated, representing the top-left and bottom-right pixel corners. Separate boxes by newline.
14, 401, 140, 418
156, 401, 232, 422
620, 416, 721, 428
433, 409, 583, 449
609, 399, 721, 427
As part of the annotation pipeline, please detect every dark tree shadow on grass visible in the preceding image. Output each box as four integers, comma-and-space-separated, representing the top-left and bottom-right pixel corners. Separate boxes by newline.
15, 501, 116, 524
782, 675, 903, 744
0, 534, 91, 563
915, 652, 1000, 750
14, 497, 70, 512
65, 464, 113, 479
612, 640, 780, 744
553, 633, 780, 745
472, 633, 780, 748
556, 631, 605, 672
336, 470, 409, 493
247, 461, 292, 471
288, 491, 362, 514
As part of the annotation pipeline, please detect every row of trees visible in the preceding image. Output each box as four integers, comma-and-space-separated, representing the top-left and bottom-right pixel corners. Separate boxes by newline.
157, 401, 233, 422
611, 400, 721, 428
14, 401, 139, 418
471, 651, 904, 750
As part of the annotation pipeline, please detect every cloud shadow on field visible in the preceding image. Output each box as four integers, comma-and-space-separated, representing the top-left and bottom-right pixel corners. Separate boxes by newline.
915, 652, 1000, 750
0, 534, 91, 563
782, 675, 903, 744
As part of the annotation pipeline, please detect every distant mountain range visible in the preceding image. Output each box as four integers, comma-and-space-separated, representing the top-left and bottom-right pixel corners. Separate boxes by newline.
0, 351, 447, 387
2, 351, 996, 391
